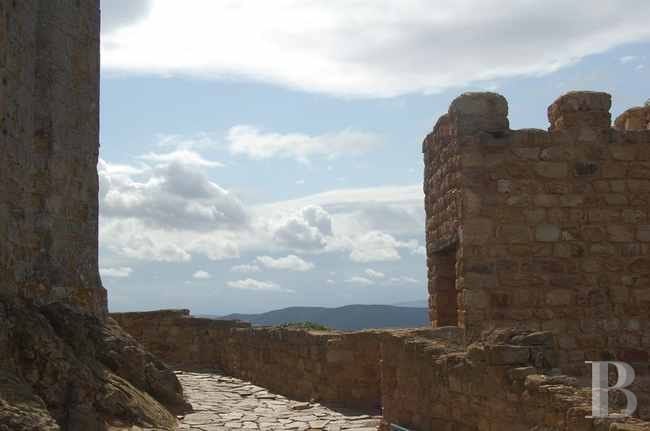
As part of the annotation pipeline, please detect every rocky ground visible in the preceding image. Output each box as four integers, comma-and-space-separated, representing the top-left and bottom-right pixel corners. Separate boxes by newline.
177, 372, 381, 431
0, 295, 190, 431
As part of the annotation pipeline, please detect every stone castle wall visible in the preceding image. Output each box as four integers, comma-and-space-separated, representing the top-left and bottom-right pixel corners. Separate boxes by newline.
424, 91, 650, 373
112, 310, 650, 430
0, 0, 105, 317
112, 310, 384, 411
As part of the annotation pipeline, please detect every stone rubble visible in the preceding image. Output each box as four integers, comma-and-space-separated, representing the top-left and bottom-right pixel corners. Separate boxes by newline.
176, 372, 380, 431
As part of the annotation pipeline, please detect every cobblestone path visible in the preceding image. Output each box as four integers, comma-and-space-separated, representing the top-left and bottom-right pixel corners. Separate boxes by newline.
177, 371, 381, 431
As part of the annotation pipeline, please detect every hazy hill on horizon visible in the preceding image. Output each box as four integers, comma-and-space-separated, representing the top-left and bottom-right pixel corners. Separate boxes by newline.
215, 304, 429, 331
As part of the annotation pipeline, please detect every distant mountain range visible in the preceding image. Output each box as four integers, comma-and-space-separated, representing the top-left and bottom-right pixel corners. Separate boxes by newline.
215, 303, 429, 331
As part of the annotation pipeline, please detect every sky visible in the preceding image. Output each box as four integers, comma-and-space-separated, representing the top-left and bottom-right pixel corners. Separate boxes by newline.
99, 0, 650, 315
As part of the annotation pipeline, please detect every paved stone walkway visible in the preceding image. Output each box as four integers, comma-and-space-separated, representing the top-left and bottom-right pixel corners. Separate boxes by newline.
177, 371, 380, 431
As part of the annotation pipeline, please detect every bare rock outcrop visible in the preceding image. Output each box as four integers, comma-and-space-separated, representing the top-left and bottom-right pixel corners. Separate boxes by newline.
0, 295, 190, 430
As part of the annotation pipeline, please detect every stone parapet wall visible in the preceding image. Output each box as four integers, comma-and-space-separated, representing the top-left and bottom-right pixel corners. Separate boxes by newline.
381, 328, 650, 431
112, 310, 650, 430
112, 310, 383, 411
112, 309, 251, 371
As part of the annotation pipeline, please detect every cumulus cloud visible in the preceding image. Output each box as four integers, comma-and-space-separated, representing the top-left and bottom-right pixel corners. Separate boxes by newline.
348, 231, 418, 263
227, 126, 380, 162
100, 217, 242, 263
100, 266, 133, 278
231, 264, 261, 273
99, 153, 426, 269
256, 185, 423, 239
102, 1, 650, 97
257, 255, 315, 272
365, 269, 385, 279
193, 270, 212, 279
620, 55, 639, 64
345, 276, 375, 286
269, 205, 333, 251
226, 278, 293, 293
99, 151, 246, 262
100, 157, 246, 231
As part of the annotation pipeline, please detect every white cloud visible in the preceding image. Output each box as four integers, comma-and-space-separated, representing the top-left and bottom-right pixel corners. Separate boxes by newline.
156, 132, 220, 151
255, 185, 424, 242
99, 152, 425, 267
412, 246, 427, 256
99, 157, 247, 231
140, 149, 223, 168
231, 264, 261, 273
100, 218, 242, 262
99, 152, 246, 262
101, 0, 152, 34
269, 205, 333, 251
193, 270, 212, 279
102, 1, 650, 97
620, 55, 638, 64
365, 269, 385, 279
327, 279, 335, 284
257, 255, 315, 272
226, 278, 293, 293
348, 231, 417, 263
388, 276, 420, 285
100, 266, 134, 278
345, 276, 375, 286
227, 126, 380, 162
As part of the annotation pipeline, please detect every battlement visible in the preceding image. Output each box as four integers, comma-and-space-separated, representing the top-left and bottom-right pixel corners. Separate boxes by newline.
423, 91, 650, 373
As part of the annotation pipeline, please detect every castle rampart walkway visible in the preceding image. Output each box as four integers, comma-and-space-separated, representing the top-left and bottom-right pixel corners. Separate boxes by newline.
177, 372, 381, 431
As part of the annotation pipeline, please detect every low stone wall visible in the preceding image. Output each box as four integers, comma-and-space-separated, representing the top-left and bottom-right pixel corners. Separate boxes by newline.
112, 310, 650, 430
112, 310, 383, 411
380, 328, 645, 431
111, 309, 249, 370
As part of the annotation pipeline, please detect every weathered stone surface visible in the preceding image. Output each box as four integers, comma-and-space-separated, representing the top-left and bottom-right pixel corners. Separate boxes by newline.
114, 310, 650, 430
113, 311, 383, 412
547, 91, 612, 131
177, 372, 380, 431
448, 92, 509, 134
615, 105, 650, 131
0, 296, 190, 430
0, 0, 106, 317
1, 2, 191, 429
423, 90, 650, 378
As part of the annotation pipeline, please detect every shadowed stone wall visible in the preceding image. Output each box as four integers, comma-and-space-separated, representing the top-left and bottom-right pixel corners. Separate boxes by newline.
112, 310, 384, 411
424, 91, 650, 373
0, 0, 105, 317
113, 310, 650, 430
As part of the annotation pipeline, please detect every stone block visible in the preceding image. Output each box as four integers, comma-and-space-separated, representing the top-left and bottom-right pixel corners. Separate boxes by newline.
574, 161, 600, 176
547, 91, 612, 131
610, 145, 638, 161
535, 162, 568, 178
449, 92, 509, 134
545, 289, 573, 306
637, 225, 650, 242
487, 345, 530, 365
607, 225, 635, 242
462, 218, 494, 245
535, 224, 561, 242
498, 225, 530, 243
